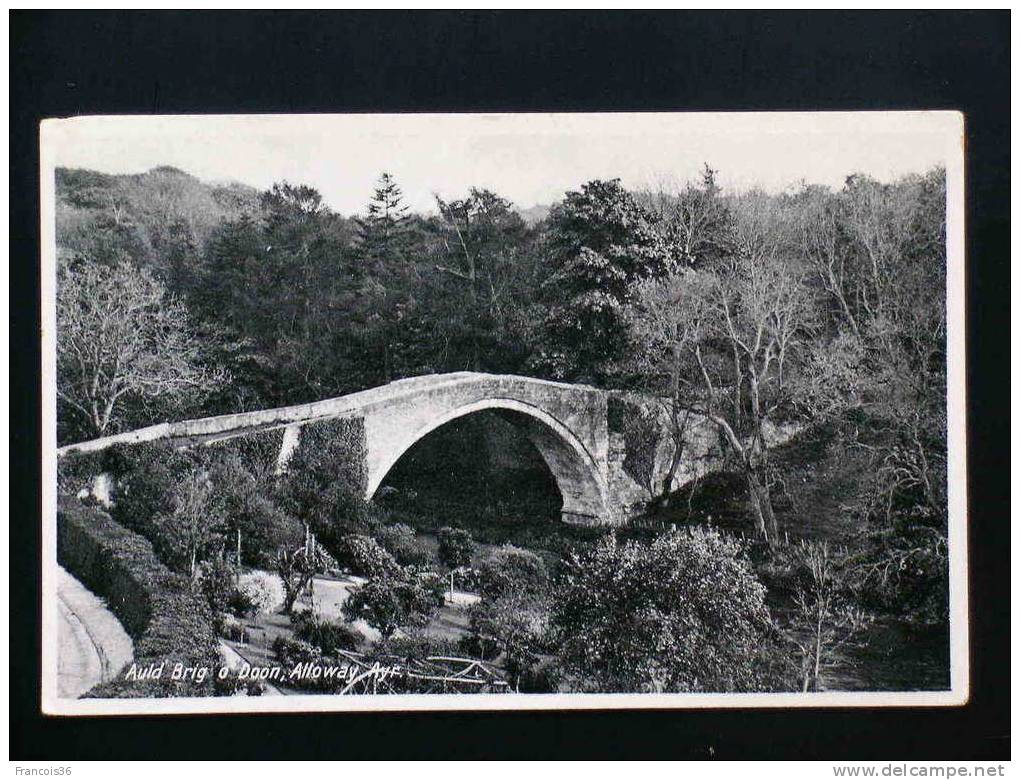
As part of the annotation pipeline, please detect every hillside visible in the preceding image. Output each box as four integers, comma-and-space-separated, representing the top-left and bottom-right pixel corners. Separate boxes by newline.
55, 166, 259, 280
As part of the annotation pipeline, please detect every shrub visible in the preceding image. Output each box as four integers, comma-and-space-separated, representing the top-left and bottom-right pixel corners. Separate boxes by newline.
292, 612, 364, 654
235, 571, 285, 616
552, 527, 788, 693
467, 589, 552, 686
333, 534, 402, 579
272, 636, 322, 668
475, 544, 549, 599
198, 557, 238, 618
270, 636, 359, 693
57, 497, 222, 698
208, 452, 304, 569
376, 523, 435, 568
437, 526, 474, 569
56, 450, 107, 498
343, 572, 445, 638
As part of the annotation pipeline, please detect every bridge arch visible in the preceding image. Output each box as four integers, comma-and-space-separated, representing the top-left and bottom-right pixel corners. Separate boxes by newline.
365, 397, 609, 524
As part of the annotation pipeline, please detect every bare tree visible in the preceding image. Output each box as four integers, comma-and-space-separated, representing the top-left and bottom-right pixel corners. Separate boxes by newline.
627, 194, 814, 544
642, 164, 731, 269
788, 541, 870, 692
56, 260, 226, 440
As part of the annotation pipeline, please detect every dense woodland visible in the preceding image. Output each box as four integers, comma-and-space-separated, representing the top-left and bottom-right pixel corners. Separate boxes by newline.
55, 162, 949, 694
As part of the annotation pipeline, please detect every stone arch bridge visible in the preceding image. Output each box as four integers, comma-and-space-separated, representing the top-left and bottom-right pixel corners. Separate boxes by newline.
58, 372, 728, 525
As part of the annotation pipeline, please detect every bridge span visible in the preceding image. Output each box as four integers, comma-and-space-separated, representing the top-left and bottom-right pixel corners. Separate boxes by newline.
59, 372, 627, 525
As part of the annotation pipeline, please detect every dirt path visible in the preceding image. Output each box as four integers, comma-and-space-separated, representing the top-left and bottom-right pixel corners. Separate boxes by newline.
57, 566, 134, 698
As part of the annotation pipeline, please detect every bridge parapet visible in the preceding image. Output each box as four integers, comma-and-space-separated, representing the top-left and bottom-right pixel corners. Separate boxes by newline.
58, 372, 621, 525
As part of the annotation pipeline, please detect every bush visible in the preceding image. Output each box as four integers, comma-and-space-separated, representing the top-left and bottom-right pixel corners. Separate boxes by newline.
475, 544, 549, 599
209, 452, 304, 569
57, 497, 222, 698
292, 612, 364, 654
376, 523, 435, 568
198, 557, 238, 618
56, 450, 107, 498
552, 527, 788, 694
333, 534, 402, 579
272, 635, 322, 668
235, 571, 285, 616
343, 572, 445, 638
377, 631, 462, 660
467, 589, 552, 685
437, 526, 474, 569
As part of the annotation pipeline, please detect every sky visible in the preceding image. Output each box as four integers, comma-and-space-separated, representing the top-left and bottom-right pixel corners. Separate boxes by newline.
42, 112, 962, 216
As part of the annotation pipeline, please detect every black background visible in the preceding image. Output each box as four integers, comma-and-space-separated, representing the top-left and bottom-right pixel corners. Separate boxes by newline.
10, 11, 1010, 760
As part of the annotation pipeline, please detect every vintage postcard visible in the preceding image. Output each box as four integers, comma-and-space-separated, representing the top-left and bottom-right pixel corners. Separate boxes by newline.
39, 111, 967, 715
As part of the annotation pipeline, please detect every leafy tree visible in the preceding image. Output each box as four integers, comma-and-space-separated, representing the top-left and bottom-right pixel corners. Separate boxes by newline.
792, 168, 948, 621
196, 183, 366, 406
151, 470, 226, 576
343, 571, 445, 639
56, 260, 226, 441
207, 452, 303, 569
437, 526, 475, 569
552, 528, 785, 693
277, 540, 327, 615
198, 556, 238, 618
418, 189, 539, 371
533, 178, 672, 382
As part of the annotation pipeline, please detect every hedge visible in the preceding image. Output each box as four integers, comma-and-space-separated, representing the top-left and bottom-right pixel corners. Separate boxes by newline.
57, 496, 222, 698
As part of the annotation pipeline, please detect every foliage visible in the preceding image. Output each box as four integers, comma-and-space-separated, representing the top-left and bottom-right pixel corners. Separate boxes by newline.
53, 161, 950, 691
194, 183, 364, 406
276, 542, 328, 615
376, 631, 462, 661
533, 178, 672, 381
207, 450, 303, 569
343, 571, 445, 638
56, 498, 222, 698
474, 544, 549, 599
197, 557, 238, 618
356, 172, 412, 265
150, 470, 226, 575
333, 534, 402, 579
467, 589, 553, 688
623, 192, 818, 544
56, 259, 226, 442
234, 571, 285, 617
436, 526, 475, 569
292, 612, 364, 654
552, 527, 786, 693
639, 164, 732, 269
272, 636, 323, 669
375, 523, 436, 568
278, 417, 373, 552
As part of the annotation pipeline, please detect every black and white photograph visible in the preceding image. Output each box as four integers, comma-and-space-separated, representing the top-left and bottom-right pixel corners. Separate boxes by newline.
38, 110, 966, 715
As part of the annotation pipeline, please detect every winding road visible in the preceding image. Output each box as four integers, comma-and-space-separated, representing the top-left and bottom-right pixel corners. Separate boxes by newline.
57, 566, 134, 698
